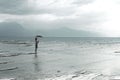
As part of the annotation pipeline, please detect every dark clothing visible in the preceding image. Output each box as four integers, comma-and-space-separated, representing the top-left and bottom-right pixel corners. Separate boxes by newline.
35, 37, 39, 54
35, 37, 39, 48
35, 43, 38, 49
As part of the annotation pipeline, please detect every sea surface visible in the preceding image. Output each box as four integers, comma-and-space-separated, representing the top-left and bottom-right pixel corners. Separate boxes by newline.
0, 37, 120, 80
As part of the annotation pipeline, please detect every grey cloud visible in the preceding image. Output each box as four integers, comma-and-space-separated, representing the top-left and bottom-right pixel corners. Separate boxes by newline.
0, 0, 95, 15
55, 13, 103, 31
0, 0, 27, 14
73, 0, 95, 5
0, 0, 51, 15
24, 12, 103, 37
0, 0, 44, 15
20, 11, 103, 32
0, 0, 24, 8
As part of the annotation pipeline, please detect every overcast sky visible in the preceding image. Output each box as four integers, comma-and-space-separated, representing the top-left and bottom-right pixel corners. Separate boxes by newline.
0, 0, 120, 37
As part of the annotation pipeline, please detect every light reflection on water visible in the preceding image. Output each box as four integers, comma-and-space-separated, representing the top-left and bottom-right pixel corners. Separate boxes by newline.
0, 37, 120, 79
33, 54, 40, 72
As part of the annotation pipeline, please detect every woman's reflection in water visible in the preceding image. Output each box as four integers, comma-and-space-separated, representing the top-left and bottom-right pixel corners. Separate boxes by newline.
33, 55, 40, 72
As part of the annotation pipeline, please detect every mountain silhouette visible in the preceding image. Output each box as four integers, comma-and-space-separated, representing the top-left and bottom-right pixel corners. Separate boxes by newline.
36, 27, 102, 37
0, 22, 28, 37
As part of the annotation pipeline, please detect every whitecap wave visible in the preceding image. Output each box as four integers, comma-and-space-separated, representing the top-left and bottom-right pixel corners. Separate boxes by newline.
0, 78, 16, 80
39, 72, 105, 80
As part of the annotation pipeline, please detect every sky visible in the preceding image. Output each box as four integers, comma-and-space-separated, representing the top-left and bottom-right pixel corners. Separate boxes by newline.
0, 0, 120, 37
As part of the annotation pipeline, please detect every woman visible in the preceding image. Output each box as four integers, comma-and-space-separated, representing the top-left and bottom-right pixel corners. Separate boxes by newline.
35, 36, 39, 54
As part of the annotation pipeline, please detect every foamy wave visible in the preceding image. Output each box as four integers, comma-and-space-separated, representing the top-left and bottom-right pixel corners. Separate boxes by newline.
39, 73, 120, 80
0, 53, 21, 57
0, 78, 16, 80
39, 73, 104, 80
0, 67, 18, 71
0, 52, 35, 57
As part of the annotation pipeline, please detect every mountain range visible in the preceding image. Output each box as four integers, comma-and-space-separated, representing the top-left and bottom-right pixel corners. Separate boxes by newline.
0, 22, 102, 38
36, 27, 102, 37
0, 22, 30, 38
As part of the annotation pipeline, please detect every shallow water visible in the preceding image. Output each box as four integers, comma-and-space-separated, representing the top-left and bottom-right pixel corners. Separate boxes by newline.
0, 37, 120, 80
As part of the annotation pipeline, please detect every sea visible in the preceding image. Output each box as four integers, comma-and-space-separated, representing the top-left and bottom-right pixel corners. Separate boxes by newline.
0, 37, 120, 80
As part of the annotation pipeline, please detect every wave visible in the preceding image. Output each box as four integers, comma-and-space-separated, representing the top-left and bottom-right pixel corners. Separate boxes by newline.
0, 53, 21, 57
0, 67, 18, 71
39, 73, 102, 80
0, 61, 8, 64
0, 40, 33, 46
0, 78, 16, 80
39, 70, 120, 80
0, 52, 35, 57
39, 74, 118, 80
0, 73, 120, 80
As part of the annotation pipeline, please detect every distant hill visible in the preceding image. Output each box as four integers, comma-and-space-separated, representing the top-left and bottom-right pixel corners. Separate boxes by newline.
0, 22, 29, 38
35, 27, 102, 37
0, 21, 102, 38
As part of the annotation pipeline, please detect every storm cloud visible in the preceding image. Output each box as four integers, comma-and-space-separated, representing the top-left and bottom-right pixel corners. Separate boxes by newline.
0, 0, 28, 14
0, 0, 120, 37
0, 0, 94, 15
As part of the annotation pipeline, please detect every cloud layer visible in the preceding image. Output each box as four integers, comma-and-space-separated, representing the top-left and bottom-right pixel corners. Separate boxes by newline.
0, 0, 120, 37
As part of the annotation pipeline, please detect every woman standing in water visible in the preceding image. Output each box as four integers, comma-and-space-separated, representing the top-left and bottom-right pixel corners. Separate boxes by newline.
35, 35, 42, 54
35, 36, 39, 54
